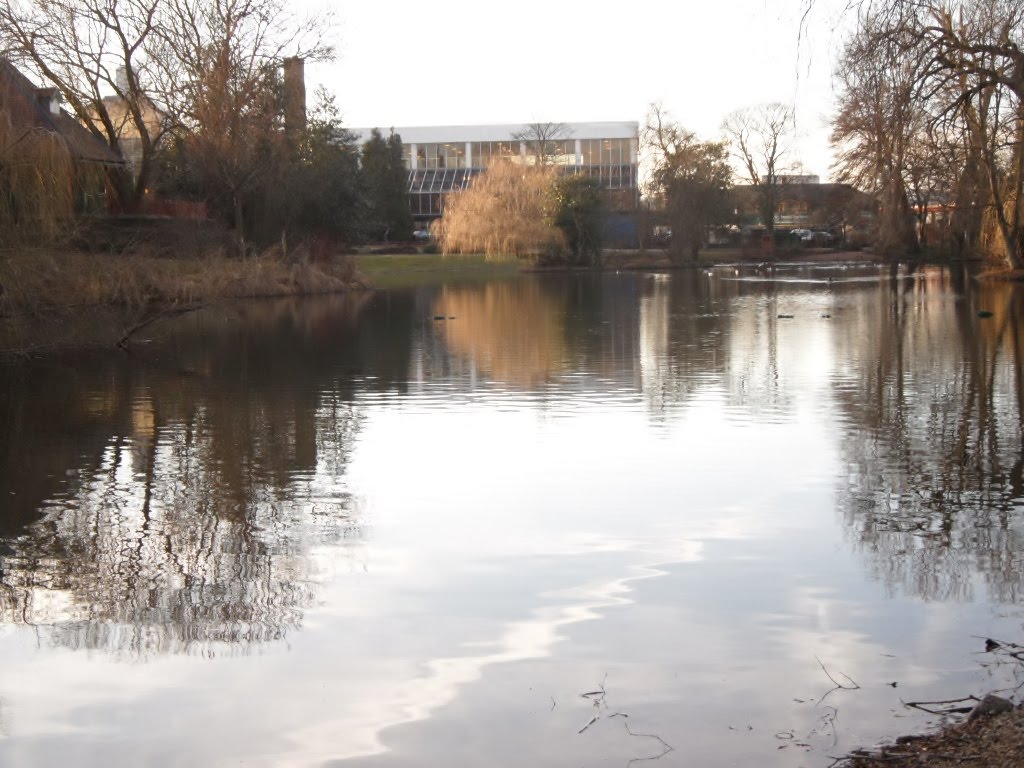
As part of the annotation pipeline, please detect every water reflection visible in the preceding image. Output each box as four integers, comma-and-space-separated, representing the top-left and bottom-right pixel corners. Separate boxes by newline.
0, 294, 394, 657
0, 268, 1023, 766
833, 267, 1024, 602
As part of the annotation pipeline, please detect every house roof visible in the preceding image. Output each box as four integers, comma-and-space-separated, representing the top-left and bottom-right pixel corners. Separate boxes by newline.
732, 182, 873, 204
0, 59, 124, 166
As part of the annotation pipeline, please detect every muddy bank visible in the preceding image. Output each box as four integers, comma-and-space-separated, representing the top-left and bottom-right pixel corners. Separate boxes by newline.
840, 705, 1024, 767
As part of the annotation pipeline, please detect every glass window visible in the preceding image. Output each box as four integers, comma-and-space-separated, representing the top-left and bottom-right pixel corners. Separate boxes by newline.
581, 139, 597, 166
444, 143, 463, 169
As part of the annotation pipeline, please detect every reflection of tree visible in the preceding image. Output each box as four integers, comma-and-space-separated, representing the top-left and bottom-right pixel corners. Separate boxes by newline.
833, 267, 1024, 602
643, 269, 839, 417
0, 394, 362, 658
640, 271, 733, 414
431, 281, 570, 388
0, 291, 426, 658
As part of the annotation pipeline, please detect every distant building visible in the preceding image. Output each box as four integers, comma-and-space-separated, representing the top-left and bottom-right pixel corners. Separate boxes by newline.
0, 59, 125, 212
94, 67, 165, 183
353, 121, 640, 229
732, 180, 877, 241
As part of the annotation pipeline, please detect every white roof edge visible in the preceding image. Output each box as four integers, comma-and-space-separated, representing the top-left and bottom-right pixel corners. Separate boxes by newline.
352, 121, 639, 144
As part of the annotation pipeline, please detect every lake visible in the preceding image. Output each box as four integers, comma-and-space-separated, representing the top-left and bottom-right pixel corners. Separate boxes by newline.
1, 264, 1022, 767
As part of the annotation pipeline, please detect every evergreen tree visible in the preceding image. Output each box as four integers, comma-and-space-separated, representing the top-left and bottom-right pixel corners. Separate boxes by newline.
276, 91, 364, 243
550, 175, 604, 266
361, 128, 413, 241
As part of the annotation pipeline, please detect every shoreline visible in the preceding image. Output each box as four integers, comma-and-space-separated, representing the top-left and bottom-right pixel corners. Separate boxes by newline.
838, 705, 1024, 767
0, 247, 368, 359
0, 246, 1000, 359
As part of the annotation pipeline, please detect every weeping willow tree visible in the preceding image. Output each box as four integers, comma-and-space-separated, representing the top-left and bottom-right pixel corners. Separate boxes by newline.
0, 110, 75, 243
435, 160, 564, 259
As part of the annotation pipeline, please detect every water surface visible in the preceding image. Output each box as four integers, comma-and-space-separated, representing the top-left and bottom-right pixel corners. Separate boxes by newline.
1, 265, 1023, 767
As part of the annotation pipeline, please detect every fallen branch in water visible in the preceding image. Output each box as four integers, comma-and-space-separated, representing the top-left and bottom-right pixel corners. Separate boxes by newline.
901, 696, 978, 716
117, 303, 204, 348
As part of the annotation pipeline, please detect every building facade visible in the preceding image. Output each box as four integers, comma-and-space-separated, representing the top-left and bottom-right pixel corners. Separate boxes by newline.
732, 180, 877, 241
354, 121, 640, 225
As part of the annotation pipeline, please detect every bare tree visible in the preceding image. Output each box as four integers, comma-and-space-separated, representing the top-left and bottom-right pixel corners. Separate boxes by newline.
512, 121, 572, 166
0, 0, 167, 207
644, 104, 732, 262
831, 13, 923, 255
830, 0, 1024, 268
722, 103, 795, 247
151, 0, 332, 248
0, 0, 332, 230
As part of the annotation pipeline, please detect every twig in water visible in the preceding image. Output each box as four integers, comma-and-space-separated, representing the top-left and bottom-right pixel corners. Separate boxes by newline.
816, 656, 861, 704
972, 635, 1024, 650
624, 720, 674, 765
578, 674, 608, 733
901, 695, 978, 716
819, 705, 839, 748
580, 673, 609, 701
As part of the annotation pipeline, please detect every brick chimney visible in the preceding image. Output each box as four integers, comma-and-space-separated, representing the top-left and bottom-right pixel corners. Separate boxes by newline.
283, 57, 306, 135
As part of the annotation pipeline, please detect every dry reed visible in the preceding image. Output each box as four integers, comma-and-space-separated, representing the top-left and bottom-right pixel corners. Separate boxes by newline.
0, 246, 364, 320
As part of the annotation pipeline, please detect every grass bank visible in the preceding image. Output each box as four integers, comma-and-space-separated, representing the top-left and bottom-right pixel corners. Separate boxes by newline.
0, 246, 365, 357
355, 252, 520, 288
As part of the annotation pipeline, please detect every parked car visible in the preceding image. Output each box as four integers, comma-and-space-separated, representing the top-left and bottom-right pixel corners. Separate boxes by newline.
812, 231, 834, 246
413, 229, 431, 241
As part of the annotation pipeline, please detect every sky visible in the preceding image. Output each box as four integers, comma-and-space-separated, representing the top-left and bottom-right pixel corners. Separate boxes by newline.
306, 0, 858, 181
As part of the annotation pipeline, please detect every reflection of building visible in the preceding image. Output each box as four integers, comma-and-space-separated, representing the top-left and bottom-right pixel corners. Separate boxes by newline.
354, 121, 640, 230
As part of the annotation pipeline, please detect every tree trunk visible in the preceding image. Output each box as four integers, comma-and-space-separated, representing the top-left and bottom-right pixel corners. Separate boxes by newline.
109, 165, 140, 212
233, 192, 247, 256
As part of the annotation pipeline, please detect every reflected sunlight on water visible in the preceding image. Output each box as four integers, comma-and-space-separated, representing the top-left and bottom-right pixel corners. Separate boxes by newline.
1, 266, 1023, 767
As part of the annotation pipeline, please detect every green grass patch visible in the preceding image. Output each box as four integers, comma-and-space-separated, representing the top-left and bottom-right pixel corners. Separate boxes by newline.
355, 252, 522, 289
